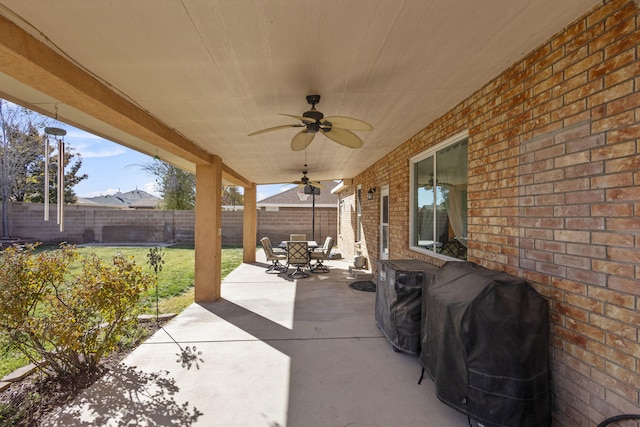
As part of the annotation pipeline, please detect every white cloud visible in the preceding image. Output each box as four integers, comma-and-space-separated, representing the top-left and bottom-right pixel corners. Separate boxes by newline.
62, 131, 126, 158
72, 142, 126, 158
144, 181, 160, 197
97, 188, 120, 195
80, 147, 127, 158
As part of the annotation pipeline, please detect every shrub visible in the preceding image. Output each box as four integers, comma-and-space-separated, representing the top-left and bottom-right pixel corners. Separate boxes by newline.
0, 244, 153, 379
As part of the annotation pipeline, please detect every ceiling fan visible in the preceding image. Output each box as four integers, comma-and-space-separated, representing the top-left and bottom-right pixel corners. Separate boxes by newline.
291, 166, 324, 189
248, 94, 373, 151
424, 174, 453, 189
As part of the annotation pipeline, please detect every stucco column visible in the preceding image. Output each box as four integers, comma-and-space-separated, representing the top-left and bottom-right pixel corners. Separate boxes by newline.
243, 183, 257, 263
195, 158, 222, 302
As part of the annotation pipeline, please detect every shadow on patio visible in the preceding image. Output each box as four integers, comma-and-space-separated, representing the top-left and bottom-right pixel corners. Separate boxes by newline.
43, 252, 469, 426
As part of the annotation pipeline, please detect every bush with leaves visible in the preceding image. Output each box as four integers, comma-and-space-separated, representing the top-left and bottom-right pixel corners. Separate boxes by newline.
0, 244, 154, 379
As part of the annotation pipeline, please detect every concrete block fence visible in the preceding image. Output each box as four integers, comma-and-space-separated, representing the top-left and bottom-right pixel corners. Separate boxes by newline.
0, 203, 337, 246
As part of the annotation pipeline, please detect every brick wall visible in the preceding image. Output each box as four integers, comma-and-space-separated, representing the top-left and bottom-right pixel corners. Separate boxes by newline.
338, 1, 640, 425
1, 203, 337, 247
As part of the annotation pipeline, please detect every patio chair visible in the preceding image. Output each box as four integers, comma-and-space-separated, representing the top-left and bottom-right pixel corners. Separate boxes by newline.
264, 236, 286, 255
310, 236, 334, 272
285, 241, 310, 278
290, 234, 306, 241
260, 237, 286, 274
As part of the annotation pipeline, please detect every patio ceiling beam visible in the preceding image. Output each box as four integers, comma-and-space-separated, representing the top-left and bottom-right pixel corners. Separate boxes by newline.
222, 163, 253, 188
0, 14, 210, 168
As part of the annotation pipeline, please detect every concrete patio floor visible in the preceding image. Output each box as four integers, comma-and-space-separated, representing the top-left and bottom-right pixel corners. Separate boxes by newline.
44, 252, 471, 426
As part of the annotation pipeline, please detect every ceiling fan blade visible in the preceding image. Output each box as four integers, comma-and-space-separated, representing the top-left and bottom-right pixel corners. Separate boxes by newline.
279, 113, 316, 123
322, 116, 373, 131
291, 131, 315, 151
309, 181, 325, 188
248, 124, 303, 136
320, 127, 364, 149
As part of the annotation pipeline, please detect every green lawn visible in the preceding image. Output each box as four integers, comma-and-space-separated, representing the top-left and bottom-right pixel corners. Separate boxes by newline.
0, 244, 247, 377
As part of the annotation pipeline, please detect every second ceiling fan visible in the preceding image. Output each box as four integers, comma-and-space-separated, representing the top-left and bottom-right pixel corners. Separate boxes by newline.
292, 167, 324, 189
248, 95, 373, 151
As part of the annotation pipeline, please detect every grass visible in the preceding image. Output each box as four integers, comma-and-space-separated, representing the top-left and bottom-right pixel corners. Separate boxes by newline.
0, 244, 247, 377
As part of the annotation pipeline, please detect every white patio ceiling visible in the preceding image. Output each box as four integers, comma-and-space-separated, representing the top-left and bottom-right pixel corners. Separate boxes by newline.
0, 1, 597, 186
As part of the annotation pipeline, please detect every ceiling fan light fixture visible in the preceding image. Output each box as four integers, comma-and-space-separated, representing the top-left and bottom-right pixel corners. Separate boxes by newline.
306, 122, 320, 133
249, 94, 371, 150
303, 109, 323, 122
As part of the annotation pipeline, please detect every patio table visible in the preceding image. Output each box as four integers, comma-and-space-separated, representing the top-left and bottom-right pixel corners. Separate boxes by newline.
279, 240, 318, 249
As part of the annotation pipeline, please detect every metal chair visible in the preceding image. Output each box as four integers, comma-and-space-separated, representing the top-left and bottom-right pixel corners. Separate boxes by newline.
260, 237, 286, 274
290, 234, 306, 241
265, 236, 286, 255
310, 236, 334, 272
285, 241, 310, 278
597, 415, 640, 427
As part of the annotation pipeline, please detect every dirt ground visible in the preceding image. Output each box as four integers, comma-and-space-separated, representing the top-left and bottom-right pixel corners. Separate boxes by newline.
0, 321, 164, 426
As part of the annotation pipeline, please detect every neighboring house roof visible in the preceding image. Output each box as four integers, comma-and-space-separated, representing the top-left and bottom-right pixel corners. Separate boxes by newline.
77, 189, 160, 209
258, 181, 339, 208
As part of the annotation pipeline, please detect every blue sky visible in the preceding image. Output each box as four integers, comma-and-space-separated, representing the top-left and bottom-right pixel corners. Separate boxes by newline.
64, 126, 287, 201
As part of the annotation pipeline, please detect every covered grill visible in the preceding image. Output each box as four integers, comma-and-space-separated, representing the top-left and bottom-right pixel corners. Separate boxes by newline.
375, 260, 439, 354
419, 261, 551, 427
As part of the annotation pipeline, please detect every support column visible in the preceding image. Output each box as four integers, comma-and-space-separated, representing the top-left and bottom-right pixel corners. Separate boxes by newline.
195, 158, 222, 302
243, 183, 257, 263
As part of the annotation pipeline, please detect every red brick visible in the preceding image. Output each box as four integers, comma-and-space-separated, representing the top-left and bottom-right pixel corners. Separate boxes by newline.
607, 247, 640, 264
592, 259, 635, 277
592, 231, 635, 247
590, 49, 635, 80
555, 204, 591, 217
607, 276, 640, 296
554, 253, 592, 270
605, 154, 640, 173
588, 81, 634, 108
567, 268, 608, 287
566, 190, 605, 204
566, 242, 606, 259
565, 161, 604, 178
607, 125, 640, 144
590, 341, 636, 371
589, 314, 637, 342
589, 287, 635, 309
593, 110, 636, 134
606, 187, 640, 203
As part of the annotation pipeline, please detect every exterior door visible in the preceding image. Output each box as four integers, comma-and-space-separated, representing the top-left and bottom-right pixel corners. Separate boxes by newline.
380, 185, 389, 260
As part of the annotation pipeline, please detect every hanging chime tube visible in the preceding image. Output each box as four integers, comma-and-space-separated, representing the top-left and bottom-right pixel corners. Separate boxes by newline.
44, 136, 49, 221
57, 138, 64, 232
44, 126, 66, 231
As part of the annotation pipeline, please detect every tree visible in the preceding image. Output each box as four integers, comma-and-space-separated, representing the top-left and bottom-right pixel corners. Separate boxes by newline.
138, 160, 245, 210
138, 159, 195, 210
19, 142, 88, 204
0, 99, 88, 238
0, 100, 45, 238
0, 244, 152, 378
222, 186, 243, 207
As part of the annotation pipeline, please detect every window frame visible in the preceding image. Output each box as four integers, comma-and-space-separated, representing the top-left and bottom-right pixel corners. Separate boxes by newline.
409, 130, 468, 259
356, 185, 362, 242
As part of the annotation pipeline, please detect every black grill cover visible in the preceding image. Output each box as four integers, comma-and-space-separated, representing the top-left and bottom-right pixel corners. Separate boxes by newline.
375, 260, 439, 354
419, 261, 551, 427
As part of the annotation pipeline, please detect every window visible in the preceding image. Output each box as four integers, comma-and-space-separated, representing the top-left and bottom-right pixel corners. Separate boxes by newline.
410, 133, 468, 259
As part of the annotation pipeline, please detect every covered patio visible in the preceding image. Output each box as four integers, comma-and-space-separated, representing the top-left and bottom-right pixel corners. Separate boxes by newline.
43, 253, 468, 426
2, 1, 640, 425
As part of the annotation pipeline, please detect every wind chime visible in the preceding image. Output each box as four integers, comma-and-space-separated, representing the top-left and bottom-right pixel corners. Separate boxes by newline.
44, 125, 66, 232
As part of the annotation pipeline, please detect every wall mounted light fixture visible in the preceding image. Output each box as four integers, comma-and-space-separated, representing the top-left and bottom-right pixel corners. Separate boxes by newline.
367, 187, 376, 200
